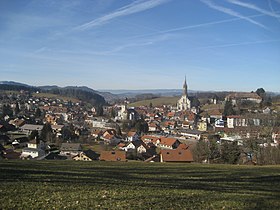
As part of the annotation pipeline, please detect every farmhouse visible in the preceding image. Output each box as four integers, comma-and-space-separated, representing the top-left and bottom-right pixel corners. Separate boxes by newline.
21, 140, 45, 159
72, 149, 99, 161
158, 137, 180, 149
60, 143, 82, 156
160, 149, 193, 162
124, 140, 148, 154
125, 131, 140, 142
100, 151, 126, 161
101, 129, 122, 145
20, 124, 43, 135
177, 129, 203, 140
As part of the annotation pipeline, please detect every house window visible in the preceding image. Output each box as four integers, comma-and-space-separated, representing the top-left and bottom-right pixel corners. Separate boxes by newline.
111, 151, 115, 155
166, 152, 169, 155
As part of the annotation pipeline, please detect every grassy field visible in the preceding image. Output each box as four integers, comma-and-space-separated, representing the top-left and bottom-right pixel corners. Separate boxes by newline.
129, 96, 179, 107
0, 161, 280, 209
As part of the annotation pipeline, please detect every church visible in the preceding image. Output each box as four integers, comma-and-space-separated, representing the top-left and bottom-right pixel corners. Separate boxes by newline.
177, 77, 191, 111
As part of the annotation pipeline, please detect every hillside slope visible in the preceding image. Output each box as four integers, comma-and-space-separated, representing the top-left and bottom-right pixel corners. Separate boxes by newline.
129, 96, 180, 107
0, 161, 279, 209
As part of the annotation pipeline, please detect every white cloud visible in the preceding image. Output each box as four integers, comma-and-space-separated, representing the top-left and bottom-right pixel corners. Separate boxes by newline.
227, 0, 280, 18
74, 0, 169, 30
200, 0, 267, 29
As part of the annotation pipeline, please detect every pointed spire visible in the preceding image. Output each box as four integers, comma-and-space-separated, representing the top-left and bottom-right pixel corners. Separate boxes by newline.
183, 76, 187, 96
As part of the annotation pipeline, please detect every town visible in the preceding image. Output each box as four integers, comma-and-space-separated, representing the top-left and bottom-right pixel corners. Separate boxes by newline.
0, 79, 279, 165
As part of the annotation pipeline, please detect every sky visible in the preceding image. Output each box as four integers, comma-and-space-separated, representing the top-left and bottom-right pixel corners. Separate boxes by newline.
0, 0, 280, 92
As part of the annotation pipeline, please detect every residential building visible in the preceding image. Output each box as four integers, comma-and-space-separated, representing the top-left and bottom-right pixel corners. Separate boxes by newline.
72, 149, 99, 161
225, 92, 262, 105
160, 148, 193, 162
100, 151, 126, 161
21, 140, 45, 159
60, 143, 82, 156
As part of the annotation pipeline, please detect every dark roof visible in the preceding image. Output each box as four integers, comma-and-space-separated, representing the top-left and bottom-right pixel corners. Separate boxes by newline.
83, 149, 99, 160
14, 137, 29, 143
2, 149, 21, 159
0, 144, 5, 152
132, 140, 146, 148
0, 135, 11, 145
22, 147, 41, 153
0, 121, 16, 132
60, 143, 82, 151
159, 137, 179, 147
44, 152, 67, 160
0, 135, 10, 141
178, 129, 203, 135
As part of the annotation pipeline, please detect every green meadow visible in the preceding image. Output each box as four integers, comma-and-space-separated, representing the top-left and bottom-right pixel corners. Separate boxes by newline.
129, 97, 179, 107
0, 161, 279, 209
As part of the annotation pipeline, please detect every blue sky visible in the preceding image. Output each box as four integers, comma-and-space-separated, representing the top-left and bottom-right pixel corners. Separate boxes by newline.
0, 0, 280, 92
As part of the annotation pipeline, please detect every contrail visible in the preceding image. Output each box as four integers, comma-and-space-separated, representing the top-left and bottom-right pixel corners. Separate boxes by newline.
74, 0, 169, 30
196, 39, 280, 50
125, 13, 266, 40
228, 0, 280, 18
200, 0, 267, 29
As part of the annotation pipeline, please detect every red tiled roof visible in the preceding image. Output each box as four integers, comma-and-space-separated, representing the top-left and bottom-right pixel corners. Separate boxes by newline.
100, 151, 126, 161
164, 121, 175, 126
161, 149, 193, 162
141, 135, 160, 143
184, 111, 195, 121
117, 143, 126, 148
159, 137, 178, 147
176, 144, 189, 150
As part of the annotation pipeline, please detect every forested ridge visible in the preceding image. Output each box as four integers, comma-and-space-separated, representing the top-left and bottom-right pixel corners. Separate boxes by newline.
0, 82, 105, 106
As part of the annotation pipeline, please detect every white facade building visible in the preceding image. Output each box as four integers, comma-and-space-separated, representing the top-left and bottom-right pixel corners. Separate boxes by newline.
177, 77, 191, 111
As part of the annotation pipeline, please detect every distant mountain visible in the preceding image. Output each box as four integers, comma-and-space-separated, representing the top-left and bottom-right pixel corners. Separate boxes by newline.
0, 81, 39, 92
97, 91, 120, 102
99, 89, 197, 98
0, 81, 32, 87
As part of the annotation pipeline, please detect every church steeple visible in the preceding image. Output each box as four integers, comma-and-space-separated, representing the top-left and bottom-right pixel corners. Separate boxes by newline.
183, 76, 187, 96
177, 76, 191, 111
